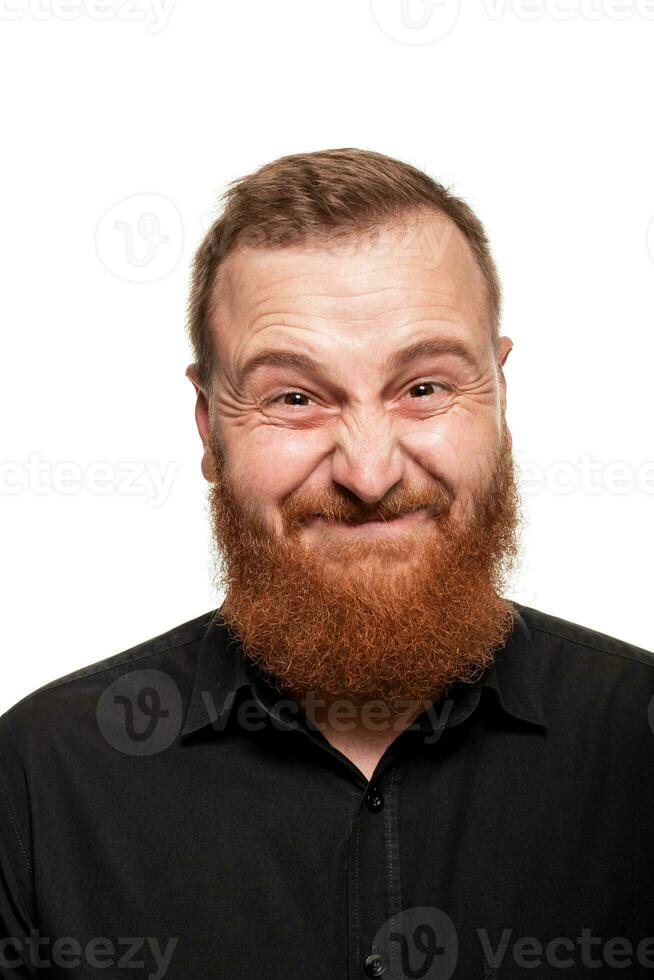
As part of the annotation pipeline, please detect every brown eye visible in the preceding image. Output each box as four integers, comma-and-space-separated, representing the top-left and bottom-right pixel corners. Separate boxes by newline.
274, 391, 311, 407
408, 382, 446, 399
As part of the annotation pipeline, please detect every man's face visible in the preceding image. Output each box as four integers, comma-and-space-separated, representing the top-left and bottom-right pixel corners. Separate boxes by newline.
188, 212, 519, 707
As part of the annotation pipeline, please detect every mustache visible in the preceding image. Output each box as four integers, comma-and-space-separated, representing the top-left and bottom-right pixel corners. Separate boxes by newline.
282, 484, 454, 528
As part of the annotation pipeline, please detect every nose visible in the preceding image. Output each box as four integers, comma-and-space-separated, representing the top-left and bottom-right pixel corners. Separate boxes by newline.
328, 412, 406, 505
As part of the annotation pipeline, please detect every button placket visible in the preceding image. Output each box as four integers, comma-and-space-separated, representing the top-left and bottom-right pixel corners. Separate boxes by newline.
349, 766, 404, 979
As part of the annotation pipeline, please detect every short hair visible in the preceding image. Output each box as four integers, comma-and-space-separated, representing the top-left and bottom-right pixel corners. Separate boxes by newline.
186, 147, 502, 393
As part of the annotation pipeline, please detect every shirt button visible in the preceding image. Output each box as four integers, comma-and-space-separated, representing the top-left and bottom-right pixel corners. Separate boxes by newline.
364, 952, 386, 976
365, 785, 384, 813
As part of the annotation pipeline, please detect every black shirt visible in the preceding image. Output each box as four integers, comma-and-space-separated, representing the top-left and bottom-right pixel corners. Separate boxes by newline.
1, 602, 653, 979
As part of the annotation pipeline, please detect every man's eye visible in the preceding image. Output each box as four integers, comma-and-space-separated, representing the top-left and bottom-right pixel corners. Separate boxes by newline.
272, 391, 312, 407
269, 382, 449, 409
407, 382, 447, 399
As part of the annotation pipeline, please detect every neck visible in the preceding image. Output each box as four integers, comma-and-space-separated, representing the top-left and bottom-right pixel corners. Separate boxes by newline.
300, 690, 428, 782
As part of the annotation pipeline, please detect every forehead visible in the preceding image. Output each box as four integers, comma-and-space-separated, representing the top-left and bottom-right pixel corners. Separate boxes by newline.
209, 213, 491, 366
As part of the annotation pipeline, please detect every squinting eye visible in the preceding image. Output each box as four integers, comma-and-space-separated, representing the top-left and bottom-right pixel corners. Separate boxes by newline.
407, 382, 448, 399
269, 382, 449, 409
272, 391, 312, 407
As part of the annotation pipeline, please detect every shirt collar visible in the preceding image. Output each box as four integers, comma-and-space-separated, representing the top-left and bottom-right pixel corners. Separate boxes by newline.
180, 601, 547, 740
482, 603, 547, 729
404, 605, 547, 739
180, 606, 250, 738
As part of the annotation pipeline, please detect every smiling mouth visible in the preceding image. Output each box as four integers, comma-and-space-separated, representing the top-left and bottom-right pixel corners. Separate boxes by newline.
308, 506, 432, 533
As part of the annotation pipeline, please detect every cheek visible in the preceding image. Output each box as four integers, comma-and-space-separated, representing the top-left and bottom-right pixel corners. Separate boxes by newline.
408, 416, 499, 497
223, 426, 323, 517
220, 410, 501, 521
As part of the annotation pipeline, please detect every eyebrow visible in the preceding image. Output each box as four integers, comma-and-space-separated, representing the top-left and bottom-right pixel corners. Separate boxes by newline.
236, 336, 479, 388
384, 337, 479, 374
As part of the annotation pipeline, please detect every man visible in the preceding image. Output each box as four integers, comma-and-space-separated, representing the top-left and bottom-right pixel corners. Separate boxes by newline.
1, 148, 653, 979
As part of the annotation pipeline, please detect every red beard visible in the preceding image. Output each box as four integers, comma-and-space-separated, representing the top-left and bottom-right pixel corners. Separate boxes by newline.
207, 420, 521, 708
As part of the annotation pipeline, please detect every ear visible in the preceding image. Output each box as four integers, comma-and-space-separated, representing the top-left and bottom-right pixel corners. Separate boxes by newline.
185, 363, 216, 483
497, 336, 513, 415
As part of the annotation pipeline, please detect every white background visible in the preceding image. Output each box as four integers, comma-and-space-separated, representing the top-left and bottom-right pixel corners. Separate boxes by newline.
1, 0, 653, 714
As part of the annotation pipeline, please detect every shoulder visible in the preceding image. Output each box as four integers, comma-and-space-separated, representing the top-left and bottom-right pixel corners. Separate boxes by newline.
0, 610, 216, 919
515, 601, 654, 671
513, 602, 654, 730
0, 609, 215, 748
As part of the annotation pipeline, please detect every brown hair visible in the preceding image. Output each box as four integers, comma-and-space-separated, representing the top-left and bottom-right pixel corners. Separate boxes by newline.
186, 147, 502, 393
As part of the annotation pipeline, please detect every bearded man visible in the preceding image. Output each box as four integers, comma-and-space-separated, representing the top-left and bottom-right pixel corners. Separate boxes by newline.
1, 148, 653, 980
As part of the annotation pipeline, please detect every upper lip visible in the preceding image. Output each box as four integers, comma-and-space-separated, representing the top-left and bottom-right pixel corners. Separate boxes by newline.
314, 506, 429, 526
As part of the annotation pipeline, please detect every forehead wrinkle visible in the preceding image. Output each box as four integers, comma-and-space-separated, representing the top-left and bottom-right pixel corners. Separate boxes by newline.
231, 316, 484, 392
211, 225, 491, 367
239, 282, 437, 322
242, 283, 470, 326
244, 313, 470, 341
218, 238, 473, 312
